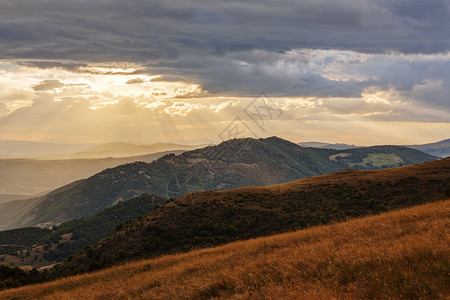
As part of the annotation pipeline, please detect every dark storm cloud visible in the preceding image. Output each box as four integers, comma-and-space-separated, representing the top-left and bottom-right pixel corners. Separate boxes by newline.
1, 0, 449, 62
0, 0, 449, 109
145, 51, 373, 98
16, 61, 87, 71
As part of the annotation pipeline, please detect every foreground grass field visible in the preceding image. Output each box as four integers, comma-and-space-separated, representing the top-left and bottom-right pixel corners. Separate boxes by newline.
1, 199, 449, 299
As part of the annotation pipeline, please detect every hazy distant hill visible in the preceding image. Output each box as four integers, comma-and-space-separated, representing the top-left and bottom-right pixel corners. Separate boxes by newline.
297, 141, 359, 149
0, 140, 204, 159
53, 158, 450, 275
0, 194, 32, 204
0, 137, 436, 231
71, 142, 206, 159
0, 150, 185, 196
0, 140, 94, 159
0, 181, 84, 231
299, 138, 450, 157
406, 138, 450, 158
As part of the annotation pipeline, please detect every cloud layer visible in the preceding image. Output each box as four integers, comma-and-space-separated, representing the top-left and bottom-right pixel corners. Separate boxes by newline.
0, 1, 449, 144
1, 0, 449, 62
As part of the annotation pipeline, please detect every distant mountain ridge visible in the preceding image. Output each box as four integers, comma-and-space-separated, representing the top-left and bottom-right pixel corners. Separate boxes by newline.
70, 142, 206, 159
298, 138, 450, 157
0, 137, 437, 231
0, 140, 205, 159
406, 138, 450, 158
0, 140, 94, 158
297, 141, 359, 150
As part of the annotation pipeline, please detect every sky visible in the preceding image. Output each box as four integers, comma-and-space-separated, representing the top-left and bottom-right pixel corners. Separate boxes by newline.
0, 0, 449, 146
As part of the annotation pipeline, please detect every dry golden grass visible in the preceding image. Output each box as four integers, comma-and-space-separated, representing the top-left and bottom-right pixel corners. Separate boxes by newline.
1, 199, 449, 300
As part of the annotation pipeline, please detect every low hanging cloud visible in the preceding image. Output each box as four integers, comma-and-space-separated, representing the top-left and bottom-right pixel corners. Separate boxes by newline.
163, 101, 204, 117
32, 79, 65, 91
126, 78, 146, 85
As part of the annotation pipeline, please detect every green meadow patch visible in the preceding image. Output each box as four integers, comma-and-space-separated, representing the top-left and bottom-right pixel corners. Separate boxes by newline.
350, 153, 403, 168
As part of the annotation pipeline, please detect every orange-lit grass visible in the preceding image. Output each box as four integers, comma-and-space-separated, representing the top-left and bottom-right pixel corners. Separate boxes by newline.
1, 199, 449, 299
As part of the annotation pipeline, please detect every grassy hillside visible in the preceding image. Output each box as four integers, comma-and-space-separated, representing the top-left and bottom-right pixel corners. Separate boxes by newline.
2, 199, 448, 299
39, 194, 166, 263
55, 158, 450, 275
1, 137, 437, 231
324, 144, 437, 169
0, 194, 167, 268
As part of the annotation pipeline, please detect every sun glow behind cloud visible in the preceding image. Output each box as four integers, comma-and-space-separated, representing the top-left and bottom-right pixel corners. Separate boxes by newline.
0, 48, 449, 145
0, 0, 449, 146
0, 61, 205, 115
